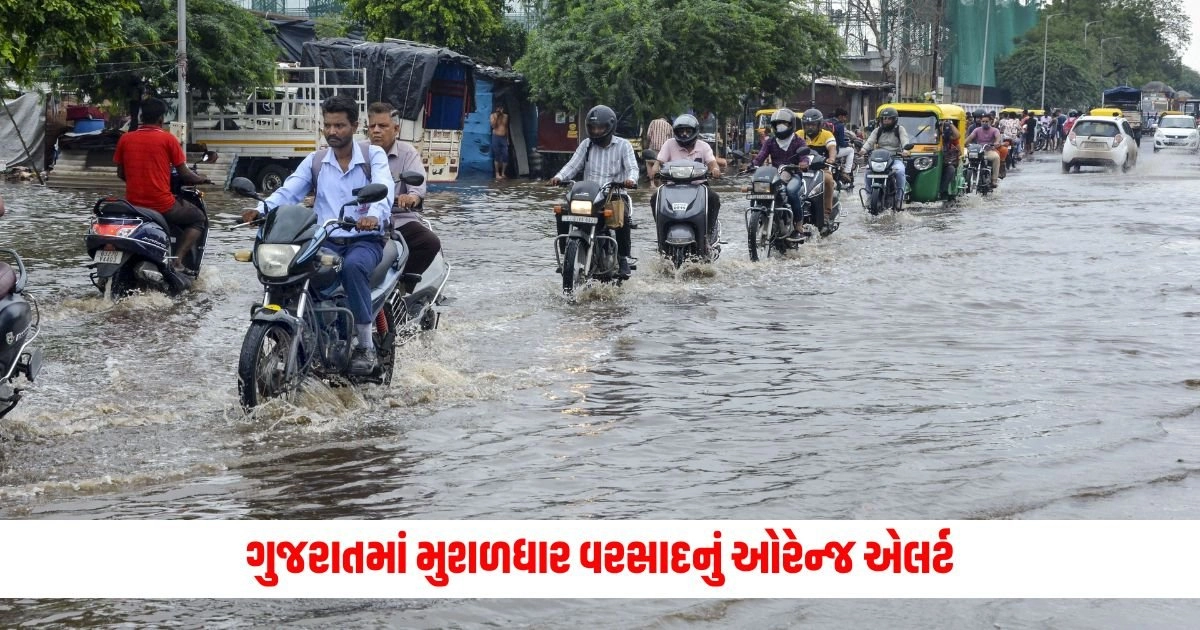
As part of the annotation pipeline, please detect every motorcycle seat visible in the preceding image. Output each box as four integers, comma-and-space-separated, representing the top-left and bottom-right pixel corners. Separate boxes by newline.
369, 239, 400, 288
0, 262, 14, 299
96, 199, 171, 234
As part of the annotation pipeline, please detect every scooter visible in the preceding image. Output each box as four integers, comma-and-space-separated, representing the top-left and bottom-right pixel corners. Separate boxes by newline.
552, 179, 631, 293
0, 249, 43, 419
85, 151, 217, 298
644, 151, 721, 269
229, 172, 435, 409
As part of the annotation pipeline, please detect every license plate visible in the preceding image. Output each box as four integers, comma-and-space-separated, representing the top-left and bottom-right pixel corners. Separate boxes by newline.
562, 215, 598, 224
94, 250, 124, 265
1084, 142, 1107, 149
432, 156, 448, 165
747, 193, 775, 200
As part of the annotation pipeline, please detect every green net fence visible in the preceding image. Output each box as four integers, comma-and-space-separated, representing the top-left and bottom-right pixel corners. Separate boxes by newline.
944, 0, 1040, 88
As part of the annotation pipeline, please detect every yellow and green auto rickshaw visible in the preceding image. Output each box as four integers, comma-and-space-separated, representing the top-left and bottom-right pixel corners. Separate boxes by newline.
870, 102, 967, 206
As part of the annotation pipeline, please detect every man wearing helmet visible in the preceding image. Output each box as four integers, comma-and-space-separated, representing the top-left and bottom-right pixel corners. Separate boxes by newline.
859, 106, 910, 209
550, 105, 640, 278
800, 108, 838, 234
750, 108, 811, 240
648, 113, 723, 239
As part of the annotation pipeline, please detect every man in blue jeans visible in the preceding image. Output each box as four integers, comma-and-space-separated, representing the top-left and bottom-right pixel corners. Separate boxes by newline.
242, 94, 395, 374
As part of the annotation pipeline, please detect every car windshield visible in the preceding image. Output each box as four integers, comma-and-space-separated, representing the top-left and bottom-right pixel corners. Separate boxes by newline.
1160, 117, 1195, 129
1073, 121, 1119, 137
898, 114, 938, 144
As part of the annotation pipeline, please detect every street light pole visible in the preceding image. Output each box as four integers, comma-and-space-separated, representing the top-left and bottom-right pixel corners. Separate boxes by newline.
1099, 37, 1124, 105
177, 0, 188, 146
979, 0, 992, 104
1040, 13, 1063, 111
1084, 20, 1102, 46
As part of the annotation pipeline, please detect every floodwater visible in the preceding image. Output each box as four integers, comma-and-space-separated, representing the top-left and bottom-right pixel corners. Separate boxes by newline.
3, 149, 1200, 626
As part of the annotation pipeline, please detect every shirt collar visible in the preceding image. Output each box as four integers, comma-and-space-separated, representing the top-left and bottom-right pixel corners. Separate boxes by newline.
323, 142, 367, 166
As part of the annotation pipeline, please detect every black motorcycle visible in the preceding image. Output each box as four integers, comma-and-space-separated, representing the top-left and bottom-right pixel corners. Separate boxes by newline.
85, 152, 217, 298
735, 149, 837, 261
859, 144, 913, 215
0, 249, 43, 419
964, 143, 995, 195
229, 172, 430, 409
644, 151, 721, 268
553, 179, 632, 293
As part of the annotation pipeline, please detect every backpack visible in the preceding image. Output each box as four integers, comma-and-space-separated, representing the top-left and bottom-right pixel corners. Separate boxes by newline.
309, 139, 374, 196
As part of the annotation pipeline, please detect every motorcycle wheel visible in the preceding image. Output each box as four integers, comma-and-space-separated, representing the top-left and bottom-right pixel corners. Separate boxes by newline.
747, 212, 763, 262
562, 239, 583, 294
373, 303, 397, 385
237, 322, 295, 409
868, 187, 884, 215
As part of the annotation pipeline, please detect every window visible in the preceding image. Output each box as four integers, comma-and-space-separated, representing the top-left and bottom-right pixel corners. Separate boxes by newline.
1072, 121, 1118, 137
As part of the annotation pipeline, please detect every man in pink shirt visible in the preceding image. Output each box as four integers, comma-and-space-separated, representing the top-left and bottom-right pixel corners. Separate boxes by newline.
648, 114, 722, 233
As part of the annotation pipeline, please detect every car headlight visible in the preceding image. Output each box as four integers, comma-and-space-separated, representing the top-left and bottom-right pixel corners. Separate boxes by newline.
913, 156, 934, 171
569, 200, 593, 215
256, 244, 300, 278
752, 181, 771, 193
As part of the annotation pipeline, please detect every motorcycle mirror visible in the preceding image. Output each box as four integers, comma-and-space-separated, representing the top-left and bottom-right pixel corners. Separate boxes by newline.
798, 146, 812, 156
903, 143, 915, 151
729, 150, 746, 160
400, 170, 425, 187
641, 149, 658, 161
230, 177, 261, 199
353, 183, 389, 204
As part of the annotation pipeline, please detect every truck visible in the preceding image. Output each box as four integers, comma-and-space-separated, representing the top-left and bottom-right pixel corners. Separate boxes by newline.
190, 65, 462, 193
1102, 85, 1144, 145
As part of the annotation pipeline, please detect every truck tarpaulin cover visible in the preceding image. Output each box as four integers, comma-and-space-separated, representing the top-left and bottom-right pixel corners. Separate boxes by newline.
301, 38, 475, 121
1103, 86, 1141, 102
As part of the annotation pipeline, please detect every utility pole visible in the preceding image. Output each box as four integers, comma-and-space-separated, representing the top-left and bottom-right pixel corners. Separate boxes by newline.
979, 0, 991, 104
177, 0, 188, 147
1040, 13, 1063, 111
930, 0, 943, 94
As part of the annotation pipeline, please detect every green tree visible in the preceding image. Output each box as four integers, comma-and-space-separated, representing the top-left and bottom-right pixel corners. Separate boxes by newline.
516, 0, 845, 118
344, 0, 506, 59
58, 0, 279, 107
1, 0, 137, 84
996, 42, 1099, 110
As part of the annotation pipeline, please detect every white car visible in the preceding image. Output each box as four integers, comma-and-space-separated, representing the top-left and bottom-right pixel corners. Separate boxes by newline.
1153, 115, 1199, 153
1062, 115, 1139, 173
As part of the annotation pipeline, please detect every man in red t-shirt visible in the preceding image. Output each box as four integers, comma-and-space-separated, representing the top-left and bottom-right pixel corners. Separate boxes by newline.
113, 97, 211, 272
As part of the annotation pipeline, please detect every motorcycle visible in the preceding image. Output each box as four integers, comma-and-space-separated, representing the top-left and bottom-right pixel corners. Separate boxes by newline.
733, 150, 838, 261
964, 143, 995, 195
860, 144, 913, 215
229, 171, 439, 409
0, 248, 43, 419
553, 179, 632, 293
832, 136, 864, 192
85, 151, 217, 298
644, 151, 721, 269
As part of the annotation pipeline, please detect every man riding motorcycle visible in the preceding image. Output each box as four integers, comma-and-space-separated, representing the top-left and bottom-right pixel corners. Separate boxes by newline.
859, 106, 910, 209
833, 107, 855, 182
549, 105, 639, 278
648, 114, 722, 237
800, 108, 838, 228
750, 108, 811, 240
963, 112, 1003, 187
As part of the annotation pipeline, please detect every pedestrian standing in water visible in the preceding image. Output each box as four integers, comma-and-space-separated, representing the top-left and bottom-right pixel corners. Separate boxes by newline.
490, 104, 510, 180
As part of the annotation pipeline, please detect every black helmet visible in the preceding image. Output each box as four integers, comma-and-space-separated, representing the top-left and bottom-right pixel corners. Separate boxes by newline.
879, 106, 898, 129
801, 108, 823, 136
672, 113, 699, 148
770, 108, 797, 140
585, 105, 617, 146
972, 108, 985, 118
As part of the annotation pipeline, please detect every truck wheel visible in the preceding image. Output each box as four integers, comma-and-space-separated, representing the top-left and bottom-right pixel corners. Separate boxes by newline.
256, 165, 291, 195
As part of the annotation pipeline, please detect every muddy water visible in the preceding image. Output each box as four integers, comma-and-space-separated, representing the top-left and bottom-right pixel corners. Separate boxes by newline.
2, 150, 1200, 625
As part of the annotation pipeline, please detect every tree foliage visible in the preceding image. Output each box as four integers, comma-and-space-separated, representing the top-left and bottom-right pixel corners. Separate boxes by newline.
57, 0, 279, 107
996, 42, 1099, 110
516, 0, 845, 118
344, 0, 506, 60
1, 0, 137, 84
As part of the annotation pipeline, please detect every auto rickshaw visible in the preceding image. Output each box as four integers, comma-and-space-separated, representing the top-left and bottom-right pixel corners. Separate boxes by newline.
871, 102, 966, 204
1089, 107, 1123, 118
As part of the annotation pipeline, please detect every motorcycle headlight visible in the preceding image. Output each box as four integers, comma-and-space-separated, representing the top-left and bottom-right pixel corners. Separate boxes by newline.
869, 160, 888, 173
256, 244, 300, 278
752, 181, 771, 193
913, 156, 934, 171
569, 200, 593, 215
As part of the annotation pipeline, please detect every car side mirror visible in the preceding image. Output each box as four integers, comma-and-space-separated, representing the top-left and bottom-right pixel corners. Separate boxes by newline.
231, 177, 260, 198
353, 183, 389, 204
400, 170, 425, 187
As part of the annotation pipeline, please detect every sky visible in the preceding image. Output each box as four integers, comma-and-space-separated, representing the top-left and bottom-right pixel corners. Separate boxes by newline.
1185, 0, 1200, 70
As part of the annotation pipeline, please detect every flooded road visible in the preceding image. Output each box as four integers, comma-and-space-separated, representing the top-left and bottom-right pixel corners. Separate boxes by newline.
3, 150, 1200, 625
